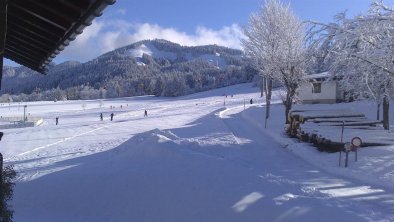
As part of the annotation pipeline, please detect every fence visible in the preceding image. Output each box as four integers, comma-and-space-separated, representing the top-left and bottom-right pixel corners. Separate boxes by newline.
0, 116, 43, 129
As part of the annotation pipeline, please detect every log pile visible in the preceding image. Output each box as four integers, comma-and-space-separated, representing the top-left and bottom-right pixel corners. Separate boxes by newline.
286, 109, 393, 152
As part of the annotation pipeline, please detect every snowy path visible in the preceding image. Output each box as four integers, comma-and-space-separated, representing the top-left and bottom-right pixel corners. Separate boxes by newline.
220, 106, 394, 221
1, 84, 393, 221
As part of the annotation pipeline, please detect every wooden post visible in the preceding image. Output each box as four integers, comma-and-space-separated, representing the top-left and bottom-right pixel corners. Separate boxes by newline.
339, 121, 344, 166
339, 150, 342, 167
0, 0, 8, 89
0, 0, 7, 214
383, 95, 390, 130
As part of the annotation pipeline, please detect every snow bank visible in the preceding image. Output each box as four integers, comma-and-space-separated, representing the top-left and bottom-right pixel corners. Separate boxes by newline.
244, 103, 394, 193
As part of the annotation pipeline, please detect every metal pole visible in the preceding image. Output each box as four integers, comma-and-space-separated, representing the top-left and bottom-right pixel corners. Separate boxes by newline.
341, 121, 344, 143
339, 151, 342, 166
345, 151, 349, 167
339, 121, 345, 167
355, 148, 358, 162
23, 105, 26, 122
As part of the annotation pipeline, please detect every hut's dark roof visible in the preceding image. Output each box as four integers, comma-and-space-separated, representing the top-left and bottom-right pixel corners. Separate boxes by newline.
4, 0, 115, 73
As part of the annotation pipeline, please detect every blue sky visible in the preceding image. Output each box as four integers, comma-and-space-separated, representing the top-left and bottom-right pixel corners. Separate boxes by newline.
4, 0, 385, 66
109, 0, 377, 32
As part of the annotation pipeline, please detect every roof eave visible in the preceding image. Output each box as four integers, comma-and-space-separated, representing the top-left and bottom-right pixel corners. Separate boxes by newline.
38, 0, 116, 74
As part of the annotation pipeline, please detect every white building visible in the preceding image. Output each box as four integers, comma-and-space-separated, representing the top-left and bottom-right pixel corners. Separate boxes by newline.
297, 72, 344, 104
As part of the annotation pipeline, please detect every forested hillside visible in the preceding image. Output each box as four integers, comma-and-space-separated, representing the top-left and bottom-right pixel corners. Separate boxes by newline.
1, 39, 257, 102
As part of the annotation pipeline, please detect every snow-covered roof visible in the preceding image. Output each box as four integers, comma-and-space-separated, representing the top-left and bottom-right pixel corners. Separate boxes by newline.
305, 72, 331, 80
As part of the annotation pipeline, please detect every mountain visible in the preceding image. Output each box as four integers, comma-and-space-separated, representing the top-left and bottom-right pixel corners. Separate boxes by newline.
1, 39, 258, 101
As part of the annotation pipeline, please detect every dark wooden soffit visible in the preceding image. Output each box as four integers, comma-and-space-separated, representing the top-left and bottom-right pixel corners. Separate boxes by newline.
4, 0, 116, 73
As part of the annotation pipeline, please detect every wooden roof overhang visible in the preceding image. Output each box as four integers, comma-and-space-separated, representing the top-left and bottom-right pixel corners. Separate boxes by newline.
0, 0, 116, 87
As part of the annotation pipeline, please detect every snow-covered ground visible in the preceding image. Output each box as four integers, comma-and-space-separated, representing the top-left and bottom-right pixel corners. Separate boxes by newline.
1, 83, 394, 222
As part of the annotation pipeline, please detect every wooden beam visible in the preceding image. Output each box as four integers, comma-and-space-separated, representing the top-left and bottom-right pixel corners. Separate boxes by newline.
8, 13, 64, 40
7, 6, 66, 33
7, 21, 59, 45
5, 48, 39, 66
9, 0, 71, 30
23, 0, 83, 22
6, 44, 43, 62
6, 29, 53, 53
65, 0, 92, 12
0, 0, 7, 89
5, 52, 39, 71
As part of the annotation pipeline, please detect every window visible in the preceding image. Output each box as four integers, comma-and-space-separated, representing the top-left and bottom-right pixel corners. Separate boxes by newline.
312, 83, 322, 93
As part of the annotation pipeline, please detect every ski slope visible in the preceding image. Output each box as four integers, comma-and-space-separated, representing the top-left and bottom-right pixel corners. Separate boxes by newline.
1, 83, 394, 222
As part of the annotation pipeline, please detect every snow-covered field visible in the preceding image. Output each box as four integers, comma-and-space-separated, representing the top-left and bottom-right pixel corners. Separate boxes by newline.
1, 83, 394, 222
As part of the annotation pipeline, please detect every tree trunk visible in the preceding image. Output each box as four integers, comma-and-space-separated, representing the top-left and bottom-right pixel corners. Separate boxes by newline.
383, 95, 390, 130
284, 91, 292, 124
284, 86, 297, 124
377, 102, 381, 120
260, 77, 265, 97
285, 104, 291, 124
265, 78, 273, 128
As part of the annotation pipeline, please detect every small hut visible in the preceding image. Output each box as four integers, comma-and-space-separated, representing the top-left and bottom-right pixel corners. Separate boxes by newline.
297, 72, 344, 104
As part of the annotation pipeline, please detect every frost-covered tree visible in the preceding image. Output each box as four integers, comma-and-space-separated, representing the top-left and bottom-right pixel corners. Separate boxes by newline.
309, 1, 394, 129
0, 94, 11, 103
242, 0, 308, 124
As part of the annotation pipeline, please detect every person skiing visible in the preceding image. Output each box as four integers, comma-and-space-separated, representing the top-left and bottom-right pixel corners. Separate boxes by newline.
100, 113, 103, 121
144, 110, 148, 117
110, 113, 114, 121
250, 98, 253, 104
55, 117, 59, 125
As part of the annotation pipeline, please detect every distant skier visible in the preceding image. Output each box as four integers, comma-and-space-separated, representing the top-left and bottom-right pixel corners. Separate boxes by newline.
55, 117, 59, 125
250, 99, 253, 104
110, 113, 114, 121
144, 110, 148, 117
100, 113, 103, 121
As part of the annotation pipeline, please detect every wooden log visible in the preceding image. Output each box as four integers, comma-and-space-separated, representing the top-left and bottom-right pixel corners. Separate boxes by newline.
329, 121, 383, 127
309, 117, 368, 123
288, 108, 393, 152
303, 114, 365, 121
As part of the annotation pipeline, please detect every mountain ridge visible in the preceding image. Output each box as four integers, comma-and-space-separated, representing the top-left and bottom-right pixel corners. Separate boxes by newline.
1, 39, 257, 102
